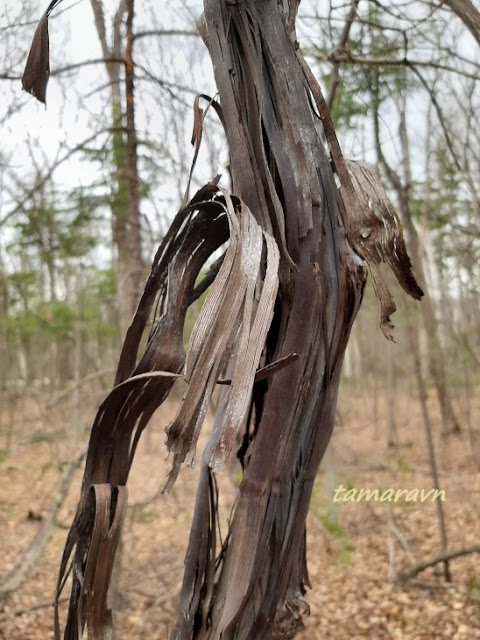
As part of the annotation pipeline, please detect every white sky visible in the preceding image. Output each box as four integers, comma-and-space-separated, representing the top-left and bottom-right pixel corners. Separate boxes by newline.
1, 0, 219, 241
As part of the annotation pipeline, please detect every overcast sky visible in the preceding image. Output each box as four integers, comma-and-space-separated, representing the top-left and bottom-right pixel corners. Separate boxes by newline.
1, 0, 476, 254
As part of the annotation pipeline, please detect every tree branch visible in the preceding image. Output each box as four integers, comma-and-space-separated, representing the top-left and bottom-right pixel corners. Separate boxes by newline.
0, 450, 86, 599
307, 47, 480, 81
398, 544, 480, 583
0, 130, 108, 229
327, 0, 361, 110
89, 0, 111, 60
133, 29, 199, 40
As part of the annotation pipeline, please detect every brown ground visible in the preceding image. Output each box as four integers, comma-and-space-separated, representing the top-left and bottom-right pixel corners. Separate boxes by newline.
0, 379, 479, 639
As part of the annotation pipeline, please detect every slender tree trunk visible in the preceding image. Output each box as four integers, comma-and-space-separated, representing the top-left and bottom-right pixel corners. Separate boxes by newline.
386, 340, 396, 447
404, 302, 450, 582
326, 0, 361, 111
90, 0, 142, 335
372, 81, 459, 435
0, 244, 9, 393
123, 0, 142, 328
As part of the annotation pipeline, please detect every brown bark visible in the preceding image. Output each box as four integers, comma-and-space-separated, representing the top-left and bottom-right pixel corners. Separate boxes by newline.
179, 3, 364, 633
20, 2, 422, 638
54, 183, 232, 639
172, 2, 420, 638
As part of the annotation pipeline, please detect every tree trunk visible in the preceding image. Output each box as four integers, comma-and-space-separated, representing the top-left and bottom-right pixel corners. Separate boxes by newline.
386, 340, 396, 447
404, 303, 450, 582
90, 0, 142, 335
372, 82, 459, 435
172, 3, 366, 637
168, 2, 424, 636
18, 2, 420, 638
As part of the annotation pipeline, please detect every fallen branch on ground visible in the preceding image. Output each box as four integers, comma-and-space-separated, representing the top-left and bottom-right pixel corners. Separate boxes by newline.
397, 544, 480, 583
0, 449, 86, 600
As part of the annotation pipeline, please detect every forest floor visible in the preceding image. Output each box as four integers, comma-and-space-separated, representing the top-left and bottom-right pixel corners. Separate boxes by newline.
0, 378, 479, 639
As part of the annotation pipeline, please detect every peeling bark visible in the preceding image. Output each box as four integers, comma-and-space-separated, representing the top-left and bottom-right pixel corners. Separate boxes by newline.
172, 3, 365, 638
171, 3, 422, 638
22, 2, 423, 639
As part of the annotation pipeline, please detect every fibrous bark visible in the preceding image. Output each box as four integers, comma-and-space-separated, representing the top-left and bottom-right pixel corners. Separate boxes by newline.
171, 3, 364, 636
173, 2, 419, 638
22, 2, 422, 639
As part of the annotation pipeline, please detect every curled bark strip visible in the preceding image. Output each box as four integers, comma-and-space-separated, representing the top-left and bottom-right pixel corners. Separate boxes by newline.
54, 484, 128, 639
345, 160, 424, 339
83, 485, 127, 640
53, 183, 231, 638
164, 190, 280, 489
296, 44, 423, 341
54, 179, 280, 638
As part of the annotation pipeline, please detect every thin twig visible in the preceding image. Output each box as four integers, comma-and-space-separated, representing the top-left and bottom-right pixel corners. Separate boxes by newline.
327, 0, 361, 110
0, 597, 69, 623
397, 544, 480, 583
46, 368, 115, 408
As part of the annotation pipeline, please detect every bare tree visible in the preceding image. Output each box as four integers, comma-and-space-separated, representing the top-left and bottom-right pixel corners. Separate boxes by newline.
89, 0, 143, 335
22, 1, 422, 638
372, 85, 459, 434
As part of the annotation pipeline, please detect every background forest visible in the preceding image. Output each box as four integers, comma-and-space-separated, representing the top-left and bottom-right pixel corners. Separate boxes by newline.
0, 1, 479, 638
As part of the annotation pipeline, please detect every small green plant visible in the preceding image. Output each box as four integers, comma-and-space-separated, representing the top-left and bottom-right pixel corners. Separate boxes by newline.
310, 479, 354, 566
318, 512, 345, 539
42, 461, 58, 476
467, 575, 480, 594
336, 540, 353, 566
396, 457, 413, 475
127, 504, 155, 524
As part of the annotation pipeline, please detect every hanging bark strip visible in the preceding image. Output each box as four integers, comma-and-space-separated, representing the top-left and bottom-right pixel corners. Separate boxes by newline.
51, 180, 283, 638
51, 181, 223, 638
21, 0, 64, 104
